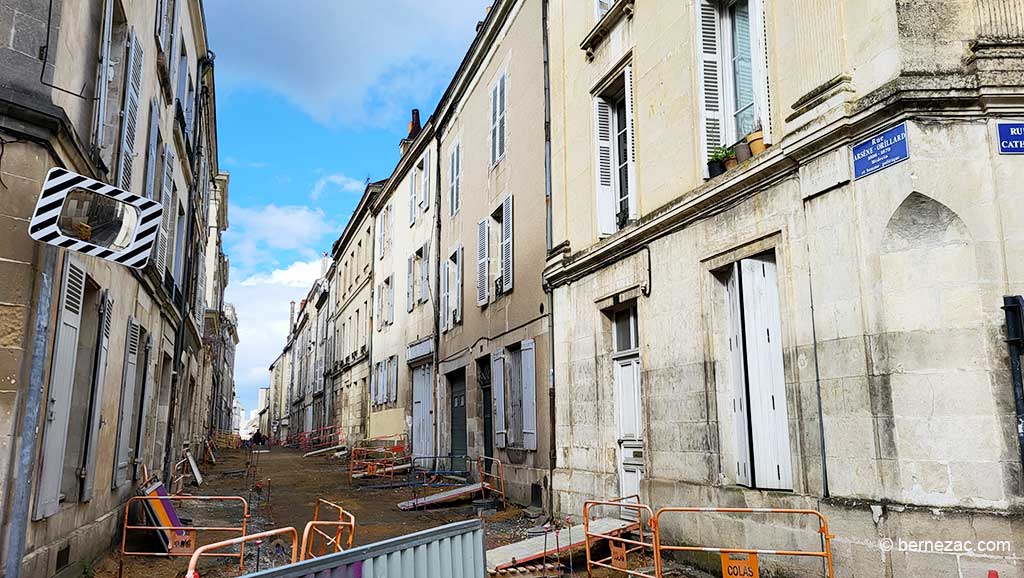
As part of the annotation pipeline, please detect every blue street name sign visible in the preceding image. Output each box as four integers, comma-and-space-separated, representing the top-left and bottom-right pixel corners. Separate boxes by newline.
997, 122, 1024, 154
852, 123, 909, 180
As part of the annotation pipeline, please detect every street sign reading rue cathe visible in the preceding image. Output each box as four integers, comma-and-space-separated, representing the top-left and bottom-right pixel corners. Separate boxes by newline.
852, 122, 910, 179
997, 122, 1024, 154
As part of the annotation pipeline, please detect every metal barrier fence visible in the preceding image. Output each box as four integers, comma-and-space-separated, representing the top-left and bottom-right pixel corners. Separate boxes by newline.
236, 519, 485, 578
119, 495, 249, 577
477, 456, 506, 507
186, 527, 299, 578
583, 496, 654, 578
301, 425, 344, 452
348, 434, 412, 485
653, 507, 836, 578
300, 498, 356, 560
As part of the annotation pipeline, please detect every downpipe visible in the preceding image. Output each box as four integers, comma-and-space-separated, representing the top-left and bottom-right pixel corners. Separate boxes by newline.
1001, 296, 1024, 470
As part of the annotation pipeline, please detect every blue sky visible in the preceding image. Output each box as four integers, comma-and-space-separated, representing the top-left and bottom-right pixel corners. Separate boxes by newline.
205, 1, 490, 414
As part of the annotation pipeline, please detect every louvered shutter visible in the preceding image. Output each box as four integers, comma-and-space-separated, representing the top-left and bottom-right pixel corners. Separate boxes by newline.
454, 247, 463, 323
623, 65, 638, 219
377, 214, 384, 260
750, 0, 772, 144
490, 84, 498, 165
386, 279, 394, 323
388, 356, 398, 403
498, 74, 507, 160
421, 150, 430, 210
113, 319, 140, 488
376, 285, 382, 330
420, 241, 430, 303
168, 0, 181, 90
118, 31, 144, 191
34, 257, 86, 520
440, 260, 449, 332
726, 263, 751, 486
476, 219, 489, 305
520, 339, 537, 451
194, 257, 206, 325
93, 0, 114, 147
594, 98, 616, 236
157, 145, 175, 274
155, 0, 167, 48
81, 292, 113, 500
409, 174, 416, 226
449, 145, 460, 215
491, 350, 506, 449
501, 195, 513, 293
407, 256, 415, 313
144, 99, 160, 199
698, 0, 724, 177
132, 334, 152, 481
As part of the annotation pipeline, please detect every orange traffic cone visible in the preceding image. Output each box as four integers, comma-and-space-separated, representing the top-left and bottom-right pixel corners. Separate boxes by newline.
988, 571, 999, 578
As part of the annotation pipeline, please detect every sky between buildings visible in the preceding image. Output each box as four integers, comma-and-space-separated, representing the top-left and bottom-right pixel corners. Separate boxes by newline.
206, 1, 492, 412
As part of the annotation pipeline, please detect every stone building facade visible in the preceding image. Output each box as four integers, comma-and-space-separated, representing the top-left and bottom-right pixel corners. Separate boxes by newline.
545, 0, 1024, 576
0, 0, 232, 576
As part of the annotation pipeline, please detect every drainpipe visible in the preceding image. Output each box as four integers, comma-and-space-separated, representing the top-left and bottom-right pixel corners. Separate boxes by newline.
1001, 296, 1024, 469
541, 0, 558, 517
433, 133, 443, 459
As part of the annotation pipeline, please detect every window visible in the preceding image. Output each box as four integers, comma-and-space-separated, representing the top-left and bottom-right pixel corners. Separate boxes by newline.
408, 169, 417, 226
93, 1, 128, 166
371, 355, 399, 406
490, 72, 508, 166
697, 0, 771, 174
385, 275, 394, 324
449, 142, 461, 216
441, 246, 463, 332
407, 254, 415, 313
613, 307, 639, 353
721, 253, 791, 490
419, 241, 430, 304
172, 198, 186, 283
594, 66, 636, 235
420, 150, 431, 210
143, 99, 162, 199
491, 340, 537, 450
479, 195, 513, 305
596, 0, 613, 18
113, 319, 148, 488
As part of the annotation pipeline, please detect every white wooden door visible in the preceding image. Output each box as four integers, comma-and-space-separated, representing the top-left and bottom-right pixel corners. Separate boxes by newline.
614, 356, 643, 508
412, 364, 434, 458
726, 263, 752, 486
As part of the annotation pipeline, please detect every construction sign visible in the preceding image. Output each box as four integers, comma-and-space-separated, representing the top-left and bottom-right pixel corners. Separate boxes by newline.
721, 552, 759, 578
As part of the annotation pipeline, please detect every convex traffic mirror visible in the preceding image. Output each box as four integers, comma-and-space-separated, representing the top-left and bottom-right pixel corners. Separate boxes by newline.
28, 168, 162, 269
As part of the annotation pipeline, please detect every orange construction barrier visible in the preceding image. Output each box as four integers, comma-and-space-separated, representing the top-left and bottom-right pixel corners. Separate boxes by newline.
653, 507, 836, 578
348, 434, 411, 484
118, 495, 249, 577
477, 456, 506, 508
185, 527, 299, 578
583, 496, 654, 578
300, 498, 356, 560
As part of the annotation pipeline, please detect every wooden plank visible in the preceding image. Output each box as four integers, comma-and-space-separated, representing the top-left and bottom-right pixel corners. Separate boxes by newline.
486, 517, 638, 571
397, 482, 484, 511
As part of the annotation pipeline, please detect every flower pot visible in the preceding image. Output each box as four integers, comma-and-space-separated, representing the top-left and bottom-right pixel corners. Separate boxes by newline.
707, 160, 726, 178
746, 130, 766, 155
734, 141, 752, 162
724, 157, 738, 170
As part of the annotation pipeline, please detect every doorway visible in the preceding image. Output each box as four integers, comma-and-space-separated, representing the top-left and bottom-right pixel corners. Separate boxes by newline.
611, 305, 643, 509
412, 363, 434, 458
449, 369, 468, 472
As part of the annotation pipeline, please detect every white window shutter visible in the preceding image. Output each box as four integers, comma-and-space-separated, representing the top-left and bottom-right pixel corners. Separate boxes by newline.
594, 98, 616, 236
407, 256, 415, 313
34, 257, 86, 520
93, 0, 114, 147
490, 85, 498, 165
501, 195, 513, 293
476, 219, 489, 305
387, 279, 394, 323
454, 246, 463, 323
420, 240, 430, 303
455, 143, 461, 211
440, 260, 449, 332
168, 0, 181, 89
726, 263, 751, 486
81, 292, 114, 499
520, 339, 537, 451
623, 65, 638, 219
376, 285, 383, 329
389, 356, 398, 403
740, 256, 792, 490
144, 99, 160, 199
113, 318, 140, 488
498, 74, 507, 160
194, 257, 206, 325
155, 0, 167, 48
697, 0, 724, 177
491, 350, 507, 449
409, 175, 416, 226
157, 145, 175, 274
749, 0, 772, 144
118, 31, 144, 191
421, 150, 430, 209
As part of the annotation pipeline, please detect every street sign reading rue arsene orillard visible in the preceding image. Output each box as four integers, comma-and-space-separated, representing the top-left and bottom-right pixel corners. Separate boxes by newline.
997, 122, 1024, 154
852, 122, 910, 180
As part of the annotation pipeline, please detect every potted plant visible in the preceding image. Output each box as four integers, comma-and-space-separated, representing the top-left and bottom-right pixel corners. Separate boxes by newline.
723, 145, 739, 170
746, 120, 766, 155
734, 138, 752, 163
708, 146, 730, 177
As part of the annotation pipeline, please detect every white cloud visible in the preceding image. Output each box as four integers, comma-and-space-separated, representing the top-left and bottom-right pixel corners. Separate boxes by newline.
224, 204, 338, 271
227, 259, 324, 409
311, 173, 365, 201
205, 0, 491, 127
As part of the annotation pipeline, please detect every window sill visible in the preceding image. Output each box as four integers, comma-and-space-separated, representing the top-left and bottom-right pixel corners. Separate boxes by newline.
581, 0, 635, 60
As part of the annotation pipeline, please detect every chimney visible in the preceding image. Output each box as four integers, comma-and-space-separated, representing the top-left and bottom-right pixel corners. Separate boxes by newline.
321, 252, 329, 276
408, 109, 421, 139
289, 301, 296, 333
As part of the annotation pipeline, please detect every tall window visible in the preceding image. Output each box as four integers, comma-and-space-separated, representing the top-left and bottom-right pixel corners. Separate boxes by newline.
728, 1, 755, 137
491, 340, 537, 451
594, 66, 636, 235
490, 72, 507, 166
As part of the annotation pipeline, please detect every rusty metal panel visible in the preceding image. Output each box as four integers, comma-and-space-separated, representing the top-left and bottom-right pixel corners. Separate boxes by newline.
244, 520, 485, 578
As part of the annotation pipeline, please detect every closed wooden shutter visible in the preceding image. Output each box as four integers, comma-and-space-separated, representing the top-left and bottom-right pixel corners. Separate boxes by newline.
386, 278, 393, 323
132, 334, 152, 481
144, 98, 160, 199
500, 195, 513, 293
440, 260, 449, 332
450, 143, 461, 215
454, 246, 463, 323
697, 0, 724, 177
34, 257, 86, 520
118, 31, 144, 191
81, 291, 113, 500
93, 0, 114, 147
520, 339, 537, 451
388, 356, 398, 403
409, 174, 416, 226
623, 65, 638, 219
420, 240, 430, 303
407, 256, 415, 313
739, 255, 791, 490
726, 263, 751, 486
168, 0, 181, 90
113, 319, 140, 488
477, 219, 489, 305
194, 257, 206, 325
491, 350, 506, 449
594, 98, 616, 236
156, 145, 175, 275
155, 0, 168, 49
421, 150, 430, 210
